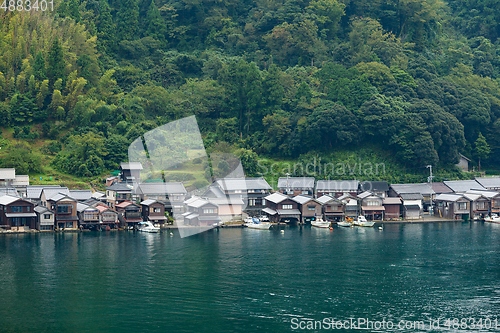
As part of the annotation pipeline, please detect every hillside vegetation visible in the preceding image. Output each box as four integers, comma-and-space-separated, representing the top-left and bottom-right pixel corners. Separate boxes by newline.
0, 0, 499, 184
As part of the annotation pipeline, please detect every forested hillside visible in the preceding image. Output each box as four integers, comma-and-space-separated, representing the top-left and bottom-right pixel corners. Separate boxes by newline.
0, 0, 499, 184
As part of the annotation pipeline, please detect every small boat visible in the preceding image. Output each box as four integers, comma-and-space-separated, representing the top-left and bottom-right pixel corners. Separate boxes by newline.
485, 214, 500, 224
245, 218, 272, 230
137, 221, 160, 233
311, 218, 331, 228
352, 216, 375, 227
337, 221, 352, 227
259, 216, 270, 223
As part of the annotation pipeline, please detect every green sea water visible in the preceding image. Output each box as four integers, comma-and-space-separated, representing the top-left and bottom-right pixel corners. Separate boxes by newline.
1, 223, 500, 333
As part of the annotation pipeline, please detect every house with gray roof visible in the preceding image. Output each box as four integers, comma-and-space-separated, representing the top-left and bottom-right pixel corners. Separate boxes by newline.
141, 199, 168, 225
358, 191, 385, 221
135, 182, 187, 215
69, 190, 93, 202
0, 195, 36, 231
430, 182, 453, 194
40, 187, 70, 207
263, 192, 301, 223
475, 177, 500, 191
389, 183, 434, 211
434, 193, 471, 220
119, 162, 143, 183
317, 195, 345, 222
214, 178, 272, 216
105, 182, 133, 209
34, 206, 54, 231
443, 180, 485, 193
278, 177, 315, 196
292, 195, 322, 224
359, 181, 389, 198
183, 196, 220, 226
25, 185, 62, 204
316, 180, 359, 198
0, 168, 16, 187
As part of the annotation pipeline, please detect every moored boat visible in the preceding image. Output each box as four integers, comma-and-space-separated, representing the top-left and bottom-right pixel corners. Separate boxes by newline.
337, 221, 352, 227
245, 218, 272, 229
137, 221, 160, 233
485, 214, 500, 224
352, 216, 376, 227
311, 218, 331, 228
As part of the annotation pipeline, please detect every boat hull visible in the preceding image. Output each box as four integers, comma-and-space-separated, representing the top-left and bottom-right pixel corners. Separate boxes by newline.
485, 217, 500, 224
311, 222, 331, 228
245, 222, 272, 230
337, 222, 352, 227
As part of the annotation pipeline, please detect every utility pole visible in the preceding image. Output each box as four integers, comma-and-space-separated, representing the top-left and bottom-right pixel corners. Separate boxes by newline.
427, 165, 434, 215
285, 173, 290, 195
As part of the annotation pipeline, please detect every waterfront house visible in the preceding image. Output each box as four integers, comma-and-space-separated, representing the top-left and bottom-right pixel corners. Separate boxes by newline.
105, 182, 133, 209
214, 178, 272, 215
95, 204, 119, 226
317, 195, 345, 222
206, 197, 245, 223
183, 196, 220, 226
46, 193, 79, 230
34, 206, 54, 231
141, 199, 168, 225
263, 192, 301, 223
389, 183, 434, 211
399, 193, 423, 219
383, 197, 402, 220
292, 195, 322, 224
278, 177, 315, 196
40, 187, 70, 207
119, 162, 143, 183
358, 191, 385, 221
115, 201, 142, 228
434, 194, 471, 220
474, 177, 500, 191
316, 180, 359, 198
135, 182, 187, 215
77, 203, 100, 229
442, 180, 486, 193
0, 195, 36, 231
338, 193, 359, 219
359, 181, 389, 198
462, 193, 491, 220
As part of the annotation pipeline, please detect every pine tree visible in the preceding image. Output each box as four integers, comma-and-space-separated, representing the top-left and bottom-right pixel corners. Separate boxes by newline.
33, 51, 47, 81
117, 0, 139, 40
97, 0, 116, 52
475, 132, 490, 172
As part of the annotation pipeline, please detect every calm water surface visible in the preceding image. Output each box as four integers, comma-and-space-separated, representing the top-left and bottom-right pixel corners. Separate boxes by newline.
1, 222, 500, 332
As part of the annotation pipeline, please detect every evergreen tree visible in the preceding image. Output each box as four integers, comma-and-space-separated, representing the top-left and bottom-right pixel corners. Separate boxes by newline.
117, 0, 139, 41
475, 132, 490, 172
47, 39, 65, 86
33, 51, 47, 81
97, 0, 116, 52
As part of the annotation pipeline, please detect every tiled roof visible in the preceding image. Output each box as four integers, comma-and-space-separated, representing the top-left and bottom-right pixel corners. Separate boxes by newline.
430, 182, 453, 194
400, 193, 424, 200
120, 162, 143, 170
0, 195, 21, 205
291, 195, 314, 205
42, 188, 70, 200
390, 183, 434, 195
216, 178, 272, 191
136, 182, 187, 195
105, 182, 132, 191
475, 177, 500, 189
443, 180, 485, 193
316, 180, 359, 191
26, 185, 62, 199
359, 181, 389, 192
0, 188, 19, 197
434, 193, 466, 202
69, 190, 92, 201
264, 192, 289, 204
383, 197, 402, 205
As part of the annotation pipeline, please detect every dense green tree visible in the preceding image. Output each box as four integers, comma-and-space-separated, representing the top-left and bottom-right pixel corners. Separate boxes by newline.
47, 39, 65, 86
475, 132, 490, 171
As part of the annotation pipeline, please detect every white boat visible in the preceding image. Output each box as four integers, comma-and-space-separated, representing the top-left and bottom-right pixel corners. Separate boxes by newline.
352, 216, 376, 227
311, 218, 331, 228
337, 221, 352, 227
259, 216, 270, 223
137, 221, 160, 233
485, 214, 500, 224
245, 218, 272, 230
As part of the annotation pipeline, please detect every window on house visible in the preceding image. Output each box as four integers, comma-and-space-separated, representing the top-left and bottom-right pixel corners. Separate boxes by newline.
262, 199, 266, 206
367, 201, 378, 206
11, 206, 23, 212
57, 205, 71, 213
153, 207, 161, 213
495, 200, 500, 207
40, 225, 52, 230
44, 214, 51, 220
477, 202, 485, 209
458, 202, 467, 210
307, 206, 315, 211
65, 222, 74, 228
248, 199, 256, 206
282, 204, 292, 209
302, 191, 309, 195
203, 208, 215, 214
234, 190, 242, 193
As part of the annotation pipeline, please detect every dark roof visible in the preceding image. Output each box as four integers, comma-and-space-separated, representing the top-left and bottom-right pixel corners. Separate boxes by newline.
404, 204, 421, 210
430, 182, 453, 194
400, 193, 424, 200
359, 181, 389, 192
390, 183, 434, 195
105, 182, 132, 191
